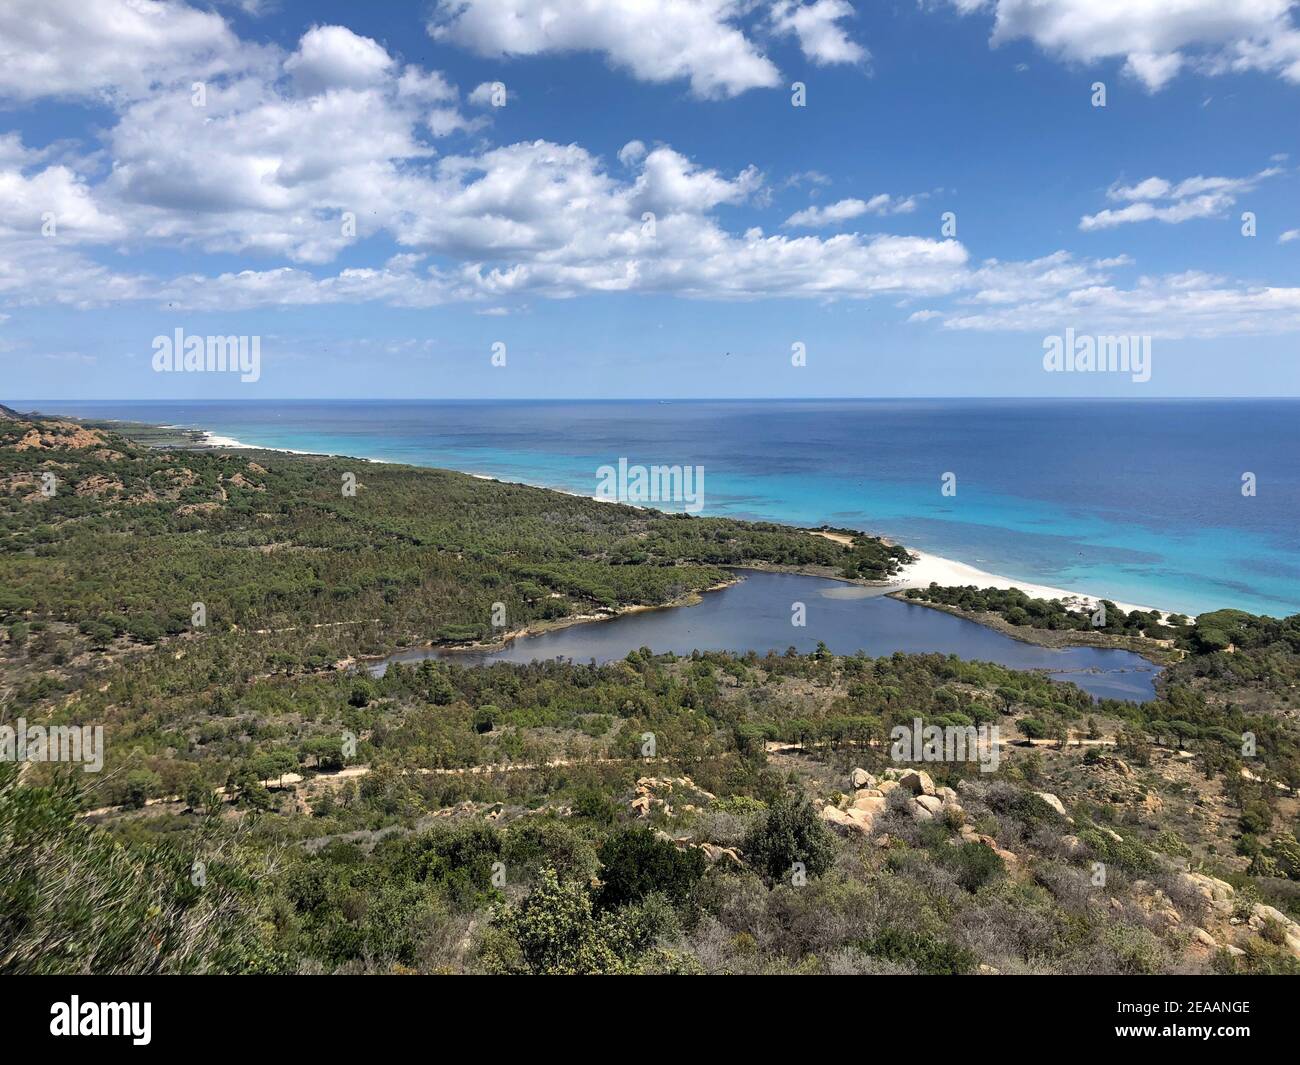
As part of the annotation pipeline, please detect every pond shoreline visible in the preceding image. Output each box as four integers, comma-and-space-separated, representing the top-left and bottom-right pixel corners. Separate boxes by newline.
367, 569, 1162, 702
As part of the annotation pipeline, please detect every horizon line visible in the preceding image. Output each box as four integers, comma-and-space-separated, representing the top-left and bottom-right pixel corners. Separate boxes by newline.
12, 395, 1300, 404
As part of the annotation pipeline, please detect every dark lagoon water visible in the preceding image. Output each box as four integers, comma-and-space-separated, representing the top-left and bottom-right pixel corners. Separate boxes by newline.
370, 570, 1160, 702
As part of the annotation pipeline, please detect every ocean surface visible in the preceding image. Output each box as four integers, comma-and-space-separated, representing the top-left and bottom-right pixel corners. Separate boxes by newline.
25, 398, 1300, 617
370, 570, 1161, 702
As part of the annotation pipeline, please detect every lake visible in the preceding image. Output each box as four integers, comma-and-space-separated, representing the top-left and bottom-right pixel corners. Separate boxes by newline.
369, 569, 1161, 701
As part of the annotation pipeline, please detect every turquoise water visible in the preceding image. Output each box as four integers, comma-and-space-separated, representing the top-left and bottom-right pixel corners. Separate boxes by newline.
27, 398, 1300, 617
370, 570, 1161, 702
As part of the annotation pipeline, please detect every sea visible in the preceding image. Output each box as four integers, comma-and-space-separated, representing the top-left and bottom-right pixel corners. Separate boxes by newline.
25, 398, 1300, 618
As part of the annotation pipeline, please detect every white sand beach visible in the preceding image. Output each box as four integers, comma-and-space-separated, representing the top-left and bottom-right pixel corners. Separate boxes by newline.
892, 549, 1171, 618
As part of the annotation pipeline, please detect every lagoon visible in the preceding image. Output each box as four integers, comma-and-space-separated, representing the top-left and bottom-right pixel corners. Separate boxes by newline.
371, 569, 1160, 702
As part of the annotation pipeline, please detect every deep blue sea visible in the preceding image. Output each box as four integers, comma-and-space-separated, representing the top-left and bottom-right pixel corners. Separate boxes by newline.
25, 398, 1300, 617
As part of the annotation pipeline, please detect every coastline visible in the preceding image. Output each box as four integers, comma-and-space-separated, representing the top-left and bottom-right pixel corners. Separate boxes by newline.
143, 423, 1188, 620
890, 549, 1168, 618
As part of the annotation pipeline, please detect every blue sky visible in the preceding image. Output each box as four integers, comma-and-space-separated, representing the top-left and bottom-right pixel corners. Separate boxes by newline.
3, 0, 1300, 399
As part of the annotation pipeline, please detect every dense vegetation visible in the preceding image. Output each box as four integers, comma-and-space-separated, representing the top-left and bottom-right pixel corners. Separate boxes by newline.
3, 412, 1300, 975
902, 583, 1190, 641
0, 414, 903, 704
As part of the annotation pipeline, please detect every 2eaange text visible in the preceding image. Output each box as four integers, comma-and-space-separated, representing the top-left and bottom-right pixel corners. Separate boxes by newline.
1117, 1002, 1251, 1016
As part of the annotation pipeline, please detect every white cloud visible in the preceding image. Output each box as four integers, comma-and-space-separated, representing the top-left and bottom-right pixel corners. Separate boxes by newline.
951, 0, 1300, 90
908, 253, 1300, 338
1280, 228, 1300, 243
80, 24, 485, 263
617, 140, 648, 167
770, 0, 868, 65
428, 0, 781, 98
4, 4, 1299, 346
285, 25, 395, 95
784, 194, 918, 227
396, 67, 459, 103
467, 81, 502, 107
0, 240, 150, 309
0, 161, 127, 242
1079, 168, 1280, 230
1122, 50, 1183, 89
940, 272, 1300, 338
631, 147, 762, 215
0, 0, 266, 102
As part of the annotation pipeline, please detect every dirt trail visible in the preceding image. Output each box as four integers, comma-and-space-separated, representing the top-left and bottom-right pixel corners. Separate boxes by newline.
78, 755, 692, 818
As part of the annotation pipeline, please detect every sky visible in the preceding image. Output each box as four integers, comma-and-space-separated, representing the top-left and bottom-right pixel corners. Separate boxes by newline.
3, 0, 1300, 400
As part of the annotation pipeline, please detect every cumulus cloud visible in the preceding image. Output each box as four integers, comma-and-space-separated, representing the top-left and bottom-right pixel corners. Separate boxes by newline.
4, 2, 1300, 345
0, 0, 268, 101
1079, 167, 1281, 229
770, 0, 868, 66
784, 194, 918, 228
284, 25, 395, 95
428, 0, 781, 98
0, 161, 127, 243
951, 0, 1300, 90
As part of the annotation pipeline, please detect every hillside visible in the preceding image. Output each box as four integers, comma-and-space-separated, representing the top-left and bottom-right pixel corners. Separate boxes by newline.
2, 414, 1299, 975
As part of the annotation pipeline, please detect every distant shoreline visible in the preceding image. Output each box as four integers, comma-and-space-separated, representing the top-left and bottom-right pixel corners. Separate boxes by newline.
175, 425, 1186, 621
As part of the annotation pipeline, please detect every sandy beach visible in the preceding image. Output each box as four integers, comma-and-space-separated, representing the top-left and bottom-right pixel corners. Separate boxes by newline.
892, 549, 1170, 617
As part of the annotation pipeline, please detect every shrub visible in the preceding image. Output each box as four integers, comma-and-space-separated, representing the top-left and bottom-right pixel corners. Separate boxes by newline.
742, 795, 835, 883
596, 826, 706, 911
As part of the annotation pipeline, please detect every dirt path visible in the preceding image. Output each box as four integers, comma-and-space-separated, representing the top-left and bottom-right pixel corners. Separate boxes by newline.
78, 754, 694, 818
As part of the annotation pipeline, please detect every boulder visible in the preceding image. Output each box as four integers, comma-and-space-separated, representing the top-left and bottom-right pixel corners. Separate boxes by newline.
846, 808, 879, 833
822, 804, 879, 837
1253, 903, 1290, 926
907, 798, 934, 823
849, 768, 875, 790
1034, 791, 1067, 816
1179, 872, 1235, 903
935, 786, 959, 804
850, 792, 888, 815
898, 769, 935, 796
914, 794, 944, 815
821, 805, 855, 830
